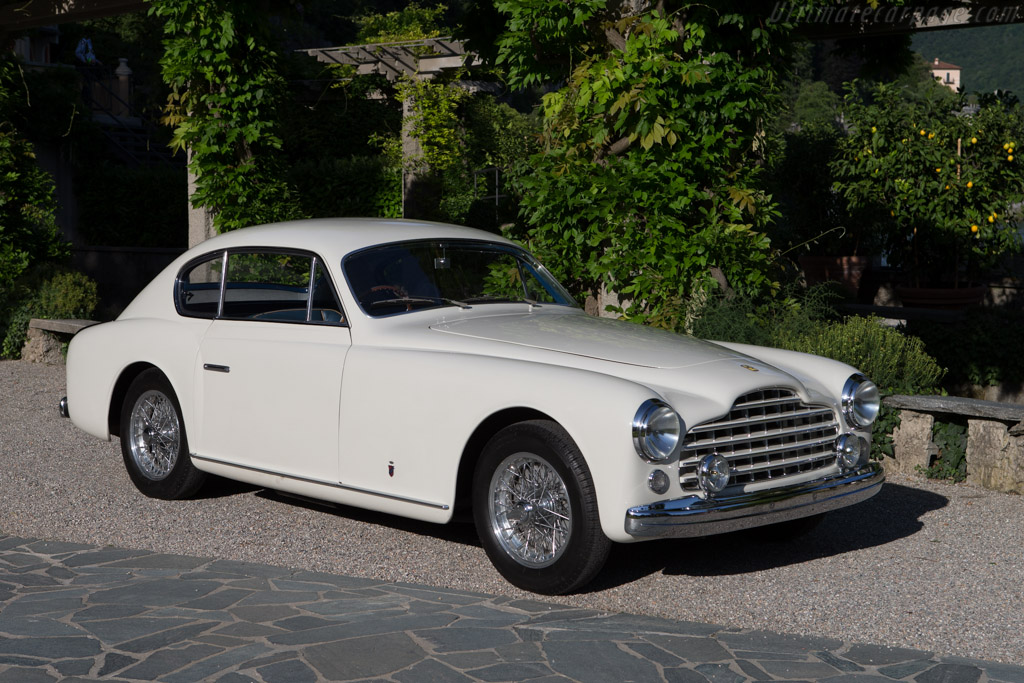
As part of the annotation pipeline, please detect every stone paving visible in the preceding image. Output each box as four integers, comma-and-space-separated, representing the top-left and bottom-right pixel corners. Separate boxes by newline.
1, 535, 1022, 683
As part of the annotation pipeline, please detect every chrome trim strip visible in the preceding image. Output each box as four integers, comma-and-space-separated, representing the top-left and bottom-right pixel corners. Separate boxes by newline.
203, 364, 231, 373
685, 422, 837, 450
58, 396, 70, 419
688, 406, 833, 433
190, 454, 450, 510
625, 462, 884, 539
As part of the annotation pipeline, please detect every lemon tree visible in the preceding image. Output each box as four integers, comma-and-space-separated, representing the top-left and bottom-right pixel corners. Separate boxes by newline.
832, 81, 1024, 287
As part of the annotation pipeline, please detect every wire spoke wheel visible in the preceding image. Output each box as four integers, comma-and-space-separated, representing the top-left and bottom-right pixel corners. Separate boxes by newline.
473, 420, 610, 595
128, 390, 181, 481
489, 453, 572, 568
119, 369, 205, 500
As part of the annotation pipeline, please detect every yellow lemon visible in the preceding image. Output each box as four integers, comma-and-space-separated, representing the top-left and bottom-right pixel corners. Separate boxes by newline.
971, 224, 979, 233
989, 215, 995, 223
928, 132, 935, 139
1010, 155, 1015, 162
967, 181, 973, 188
871, 126, 877, 133
935, 167, 942, 172
920, 129, 926, 136
971, 137, 977, 144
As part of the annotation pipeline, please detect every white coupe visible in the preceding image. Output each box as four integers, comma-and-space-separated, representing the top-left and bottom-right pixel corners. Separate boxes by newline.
63, 218, 884, 594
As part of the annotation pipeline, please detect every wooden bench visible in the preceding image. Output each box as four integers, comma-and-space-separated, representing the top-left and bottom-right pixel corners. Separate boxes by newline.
883, 394, 1024, 494
22, 318, 98, 364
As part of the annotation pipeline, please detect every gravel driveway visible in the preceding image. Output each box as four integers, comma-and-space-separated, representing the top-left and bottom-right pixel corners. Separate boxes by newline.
2, 359, 1022, 667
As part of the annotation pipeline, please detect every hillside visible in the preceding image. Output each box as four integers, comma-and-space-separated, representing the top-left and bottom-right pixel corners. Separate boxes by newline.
912, 24, 1024, 97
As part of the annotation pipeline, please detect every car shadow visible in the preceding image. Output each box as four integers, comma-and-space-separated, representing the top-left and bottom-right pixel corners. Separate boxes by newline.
192, 476, 261, 499
241, 481, 946, 595
254, 489, 483, 546
584, 482, 948, 592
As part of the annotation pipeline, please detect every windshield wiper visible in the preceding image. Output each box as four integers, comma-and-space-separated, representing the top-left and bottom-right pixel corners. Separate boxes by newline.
368, 296, 472, 310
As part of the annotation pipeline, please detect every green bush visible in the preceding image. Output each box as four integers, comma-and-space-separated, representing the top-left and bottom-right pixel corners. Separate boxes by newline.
693, 290, 947, 462
289, 156, 401, 219
919, 421, 968, 482
908, 307, 1024, 389
1, 269, 99, 359
779, 315, 946, 395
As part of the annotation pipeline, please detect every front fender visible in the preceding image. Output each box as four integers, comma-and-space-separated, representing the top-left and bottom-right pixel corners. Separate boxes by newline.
336, 346, 670, 541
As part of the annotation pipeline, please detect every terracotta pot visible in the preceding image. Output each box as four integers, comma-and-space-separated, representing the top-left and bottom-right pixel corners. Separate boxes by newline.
798, 255, 869, 296
895, 285, 987, 310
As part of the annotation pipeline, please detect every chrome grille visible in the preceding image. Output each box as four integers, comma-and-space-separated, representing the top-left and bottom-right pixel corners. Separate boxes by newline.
679, 388, 839, 491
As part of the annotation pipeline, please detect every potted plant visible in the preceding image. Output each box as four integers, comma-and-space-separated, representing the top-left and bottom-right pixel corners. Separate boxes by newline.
831, 80, 1024, 308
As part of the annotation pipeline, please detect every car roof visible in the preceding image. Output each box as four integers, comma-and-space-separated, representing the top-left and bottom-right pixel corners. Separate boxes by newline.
190, 218, 516, 262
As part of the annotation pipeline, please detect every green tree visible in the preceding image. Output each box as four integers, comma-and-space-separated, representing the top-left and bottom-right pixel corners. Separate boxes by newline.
151, 0, 304, 232
0, 55, 68, 295
832, 80, 1024, 286
494, 1, 814, 326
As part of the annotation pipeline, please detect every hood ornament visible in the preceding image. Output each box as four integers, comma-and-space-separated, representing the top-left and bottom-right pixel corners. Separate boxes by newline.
740, 364, 759, 372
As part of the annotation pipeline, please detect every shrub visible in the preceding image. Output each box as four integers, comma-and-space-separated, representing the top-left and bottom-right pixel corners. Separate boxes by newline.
908, 307, 1024, 389
693, 290, 946, 462
1, 269, 98, 359
779, 315, 946, 395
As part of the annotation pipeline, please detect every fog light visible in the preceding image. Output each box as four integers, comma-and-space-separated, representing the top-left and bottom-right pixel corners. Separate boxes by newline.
697, 453, 731, 495
648, 469, 670, 495
836, 434, 867, 471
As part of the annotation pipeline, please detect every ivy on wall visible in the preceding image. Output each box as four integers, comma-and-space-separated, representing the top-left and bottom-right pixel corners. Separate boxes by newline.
494, 1, 827, 326
149, 0, 303, 232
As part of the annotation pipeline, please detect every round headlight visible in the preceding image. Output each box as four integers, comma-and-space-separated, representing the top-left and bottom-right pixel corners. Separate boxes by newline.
697, 453, 731, 495
632, 400, 682, 462
842, 374, 880, 428
836, 434, 868, 471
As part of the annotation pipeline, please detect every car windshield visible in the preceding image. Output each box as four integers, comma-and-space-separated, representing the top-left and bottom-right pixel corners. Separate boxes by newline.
344, 240, 578, 317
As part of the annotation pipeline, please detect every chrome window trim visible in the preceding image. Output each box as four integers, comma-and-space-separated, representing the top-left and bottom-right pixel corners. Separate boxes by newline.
342, 238, 580, 319
174, 247, 348, 327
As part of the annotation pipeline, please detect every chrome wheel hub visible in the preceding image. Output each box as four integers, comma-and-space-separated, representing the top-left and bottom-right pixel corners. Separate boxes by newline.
489, 454, 572, 568
128, 390, 180, 481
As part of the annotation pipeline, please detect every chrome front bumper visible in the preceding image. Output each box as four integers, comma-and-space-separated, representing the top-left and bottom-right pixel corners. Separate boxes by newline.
624, 462, 884, 539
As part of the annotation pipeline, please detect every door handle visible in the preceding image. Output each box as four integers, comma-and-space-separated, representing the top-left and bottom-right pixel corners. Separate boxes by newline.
203, 363, 230, 373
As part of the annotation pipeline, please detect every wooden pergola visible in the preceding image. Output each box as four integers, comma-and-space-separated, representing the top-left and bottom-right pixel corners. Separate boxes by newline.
302, 37, 475, 83
302, 37, 481, 219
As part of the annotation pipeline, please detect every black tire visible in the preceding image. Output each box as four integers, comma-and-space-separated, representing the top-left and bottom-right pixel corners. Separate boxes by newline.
119, 369, 205, 500
473, 420, 611, 595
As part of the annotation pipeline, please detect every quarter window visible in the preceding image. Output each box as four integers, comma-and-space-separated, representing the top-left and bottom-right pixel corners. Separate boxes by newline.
178, 253, 223, 318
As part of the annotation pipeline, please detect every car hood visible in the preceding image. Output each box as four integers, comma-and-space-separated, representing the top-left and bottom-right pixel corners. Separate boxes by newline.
430, 312, 745, 369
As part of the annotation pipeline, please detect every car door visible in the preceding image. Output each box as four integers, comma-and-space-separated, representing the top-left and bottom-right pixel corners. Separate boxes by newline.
191, 250, 351, 483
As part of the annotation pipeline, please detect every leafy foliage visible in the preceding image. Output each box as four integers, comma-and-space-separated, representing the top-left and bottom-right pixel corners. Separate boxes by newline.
1, 268, 98, 359
151, 0, 304, 232
909, 308, 1024, 389
354, 2, 446, 43
693, 287, 946, 396
0, 55, 69, 301
832, 80, 1024, 286
495, 1, 810, 324
395, 75, 468, 173
919, 420, 968, 482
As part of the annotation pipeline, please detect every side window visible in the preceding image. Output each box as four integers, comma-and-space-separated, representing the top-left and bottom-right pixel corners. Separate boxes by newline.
178, 253, 224, 318
222, 252, 313, 321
